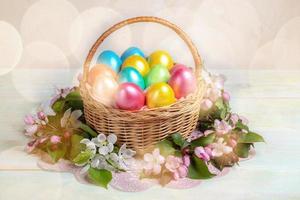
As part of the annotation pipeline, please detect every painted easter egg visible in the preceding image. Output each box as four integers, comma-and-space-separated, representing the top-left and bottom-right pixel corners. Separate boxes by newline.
122, 55, 150, 77
146, 82, 176, 108
115, 83, 145, 111
97, 50, 122, 73
118, 67, 145, 90
148, 50, 174, 70
121, 47, 145, 62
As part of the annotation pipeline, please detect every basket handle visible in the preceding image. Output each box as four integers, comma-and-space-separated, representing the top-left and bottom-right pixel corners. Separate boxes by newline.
82, 16, 202, 82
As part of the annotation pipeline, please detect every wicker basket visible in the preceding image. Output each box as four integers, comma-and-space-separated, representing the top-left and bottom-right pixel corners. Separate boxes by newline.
80, 16, 204, 153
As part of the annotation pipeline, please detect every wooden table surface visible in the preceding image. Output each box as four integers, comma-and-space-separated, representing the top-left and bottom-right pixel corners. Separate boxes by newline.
0, 69, 299, 200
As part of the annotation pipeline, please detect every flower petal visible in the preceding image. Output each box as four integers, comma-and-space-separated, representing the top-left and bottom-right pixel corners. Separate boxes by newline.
97, 133, 106, 142
107, 143, 114, 153
24, 124, 38, 136
70, 110, 82, 121
98, 146, 109, 155
152, 148, 160, 157
119, 143, 127, 154
223, 146, 233, 154
144, 153, 153, 162
91, 158, 100, 168
152, 164, 161, 175
79, 164, 90, 174
61, 108, 71, 127
123, 149, 136, 159
80, 139, 90, 145
157, 155, 165, 164
107, 134, 117, 144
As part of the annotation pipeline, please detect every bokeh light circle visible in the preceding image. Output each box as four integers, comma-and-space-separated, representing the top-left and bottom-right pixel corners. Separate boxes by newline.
0, 21, 23, 76
20, 0, 79, 55
12, 41, 71, 102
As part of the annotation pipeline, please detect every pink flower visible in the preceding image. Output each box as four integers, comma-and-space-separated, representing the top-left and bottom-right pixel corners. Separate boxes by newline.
165, 155, 188, 180
37, 111, 46, 120
26, 137, 48, 153
222, 91, 230, 102
239, 115, 249, 125
183, 155, 190, 167
143, 148, 165, 175
26, 139, 39, 153
24, 124, 38, 136
50, 135, 61, 144
194, 146, 212, 162
201, 98, 213, 111
211, 138, 233, 157
228, 139, 237, 148
187, 130, 203, 142
24, 115, 35, 125
230, 113, 249, 127
230, 114, 239, 126
214, 119, 232, 136
50, 87, 73, 105
204, 130, 214, 136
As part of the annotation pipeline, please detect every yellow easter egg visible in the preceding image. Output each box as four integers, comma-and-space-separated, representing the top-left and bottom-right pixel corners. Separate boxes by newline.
146, 82, 176, 108
122, 55, 150, 76
148, 50, 174, 70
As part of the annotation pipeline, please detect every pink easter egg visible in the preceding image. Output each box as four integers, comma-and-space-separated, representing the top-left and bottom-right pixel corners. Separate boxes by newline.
170, 64, 190, 75
168, 67, 197, 99
115, 83, 145, 111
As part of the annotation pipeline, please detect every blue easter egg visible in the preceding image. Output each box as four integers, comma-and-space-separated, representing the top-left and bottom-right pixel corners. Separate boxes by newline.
121, 47, 145, 62
97, 50, 122, 73
118, 67, 145, 90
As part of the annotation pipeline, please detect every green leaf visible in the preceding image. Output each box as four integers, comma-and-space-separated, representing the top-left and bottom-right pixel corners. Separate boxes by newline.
235, 121, 249, 132
47, 144, 67, 163
156, 139, 175, 157
52, 99, 65, 113
238, 132, 265, 143
80, 123, 98, 137
191, 134, 215, 147
69, 134, 85, 160
188, 155, 215, 179
65, 91, 83, 111
88, 168, 112, 188
171, 133, 185, 147
73, 149, 93, 165
234, 143, 251, 158
65, 91, 82, 101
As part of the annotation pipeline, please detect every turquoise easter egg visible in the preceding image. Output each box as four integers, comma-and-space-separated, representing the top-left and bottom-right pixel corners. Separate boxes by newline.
118, 67, 145, 90
97, 50, 122, 73
121, 47, 145, 62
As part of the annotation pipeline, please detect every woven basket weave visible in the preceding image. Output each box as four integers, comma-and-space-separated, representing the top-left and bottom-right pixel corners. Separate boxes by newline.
80, 16, 204, 153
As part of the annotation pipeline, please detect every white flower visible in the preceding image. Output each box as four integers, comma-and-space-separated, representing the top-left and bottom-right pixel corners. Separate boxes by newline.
90, 154, 114, 171
143, 148, 165, 175
211, 138, 233, 157
60, 108, 82, 128
109, 144, 136, 170
80, 138, 96, 155
92, 133, 117, 155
